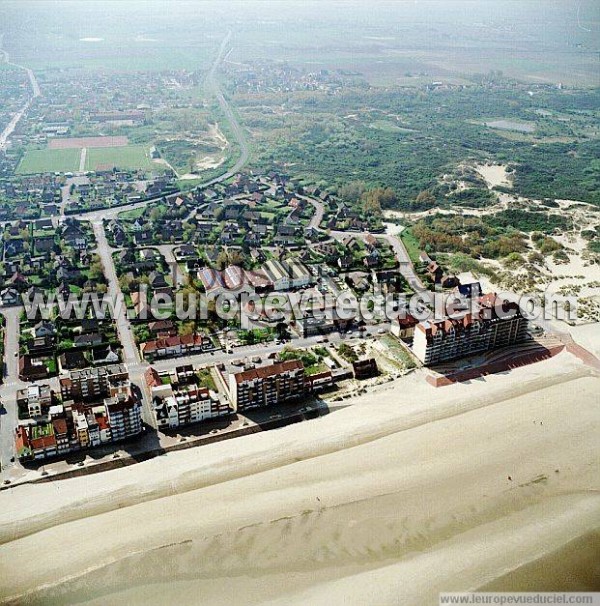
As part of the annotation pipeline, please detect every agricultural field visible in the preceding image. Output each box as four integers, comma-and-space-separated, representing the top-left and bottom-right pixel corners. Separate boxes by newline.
85, 145, 155, 172
16, 148, 81, 174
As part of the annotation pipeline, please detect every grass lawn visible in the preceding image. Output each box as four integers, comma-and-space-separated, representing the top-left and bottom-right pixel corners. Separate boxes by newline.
17, 148, 81, 174
369, 120, 415, 133
119, 206, 147, 220
85, 145, 154, 172
380, 334, 417, 369
197, 368, 217, 391
399, 227, 422, 266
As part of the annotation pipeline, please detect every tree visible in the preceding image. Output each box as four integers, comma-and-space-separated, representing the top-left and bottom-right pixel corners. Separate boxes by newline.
89, 260, 104, 281
149, 207, 162, 223
339, 181, 366, 204
118, 273, 133, 291
180, 321, 196, 336
362, 191, 382, 217
188, 155, 196, 174
414, 190, 436, 209
215, 251, 229, 270
361, 187, 397, 215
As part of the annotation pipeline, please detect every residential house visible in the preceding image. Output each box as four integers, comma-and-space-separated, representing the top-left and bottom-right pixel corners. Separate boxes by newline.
19, 355, 50, 381
59, 350, 89, 371
0, 287, 20, 306
91, 346, 120, 365
74, 333, 103, 348
34, 320, 56, 338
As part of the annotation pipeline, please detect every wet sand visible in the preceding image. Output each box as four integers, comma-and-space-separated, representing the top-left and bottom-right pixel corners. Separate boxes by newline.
0, 352, 598, 605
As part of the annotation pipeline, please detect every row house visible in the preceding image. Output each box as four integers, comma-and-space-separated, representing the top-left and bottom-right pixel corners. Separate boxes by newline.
16, 384, 53, 418
140, 333, 213, 361
15, 424, 57, 461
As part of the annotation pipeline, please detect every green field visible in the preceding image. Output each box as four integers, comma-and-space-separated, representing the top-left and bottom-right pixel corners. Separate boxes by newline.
17, 149, 81, 174
85, 145, 155, 172
399, 227, 422, 266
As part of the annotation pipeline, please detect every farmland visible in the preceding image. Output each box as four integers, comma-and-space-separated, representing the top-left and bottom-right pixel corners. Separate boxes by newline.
16, 148, 80, 174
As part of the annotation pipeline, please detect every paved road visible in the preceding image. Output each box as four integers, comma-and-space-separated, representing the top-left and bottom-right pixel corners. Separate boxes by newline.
381, 233, 430, 298
325, 225, 431, 302
156, 245, 187, 288
61, 31, 248, 222
0, 307, 26, 478
92, 221, 140, 365
300, 195, 427, 295
0, 38, 41, 152
149, 323, 388, 372
198, 30, 250, 188
300, 195, 324, 229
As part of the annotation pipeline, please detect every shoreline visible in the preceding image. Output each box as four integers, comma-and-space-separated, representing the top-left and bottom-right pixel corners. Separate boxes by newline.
0, 351, 591, 544
0, 350, 598, 603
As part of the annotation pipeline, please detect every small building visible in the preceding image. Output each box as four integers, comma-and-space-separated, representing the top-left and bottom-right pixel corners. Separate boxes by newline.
352, 358, 378, 380
19, 356, 50, 381
390, 314, 419, 339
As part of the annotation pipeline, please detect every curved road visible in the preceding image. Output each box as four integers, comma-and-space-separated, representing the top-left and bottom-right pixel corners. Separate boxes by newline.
69, 30, 248, 220
199, 30, 250, 188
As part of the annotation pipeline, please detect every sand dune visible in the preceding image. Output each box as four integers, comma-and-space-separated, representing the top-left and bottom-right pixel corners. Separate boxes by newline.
0, 352, 598, 605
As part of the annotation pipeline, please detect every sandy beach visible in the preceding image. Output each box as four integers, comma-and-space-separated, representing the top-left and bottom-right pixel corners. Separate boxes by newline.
0, 350, 598, 605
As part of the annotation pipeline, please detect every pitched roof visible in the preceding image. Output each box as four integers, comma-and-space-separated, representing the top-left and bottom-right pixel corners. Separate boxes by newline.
234, 359, 304, 384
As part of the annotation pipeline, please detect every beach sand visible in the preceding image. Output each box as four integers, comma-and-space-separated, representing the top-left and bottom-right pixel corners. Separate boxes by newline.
474, 164, 512, 189
0, 351, 598, 605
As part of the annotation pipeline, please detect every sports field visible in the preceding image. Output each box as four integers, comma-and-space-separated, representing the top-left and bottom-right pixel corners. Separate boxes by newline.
17, 144, 156, 174
16, 149, 81, 174
48, 136, 128, 149
85, 145, 155, 171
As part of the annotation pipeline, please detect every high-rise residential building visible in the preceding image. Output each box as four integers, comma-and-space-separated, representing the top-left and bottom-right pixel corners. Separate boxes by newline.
413, 294, 529, 366
229, 360, 306, 411
105, 394, 143, 442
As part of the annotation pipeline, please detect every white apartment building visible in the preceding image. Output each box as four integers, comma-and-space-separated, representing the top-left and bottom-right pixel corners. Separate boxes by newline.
150, 374, 229, 430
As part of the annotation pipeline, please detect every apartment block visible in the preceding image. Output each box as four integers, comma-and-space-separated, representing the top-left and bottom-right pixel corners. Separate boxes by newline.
16, 384, 53, 418
146, 366, 229, 430
17, 365, 142, 462
229, 359, 307, 411
413, 294, 529, 366
15, 395, 142, 462
59, 364, 129, 402
105, 394, 143, 442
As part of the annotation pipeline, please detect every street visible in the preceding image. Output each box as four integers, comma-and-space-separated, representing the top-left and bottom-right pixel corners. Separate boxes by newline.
91, 221, 140, 366
0, 35, 40, 152
0, 307, 26, 478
